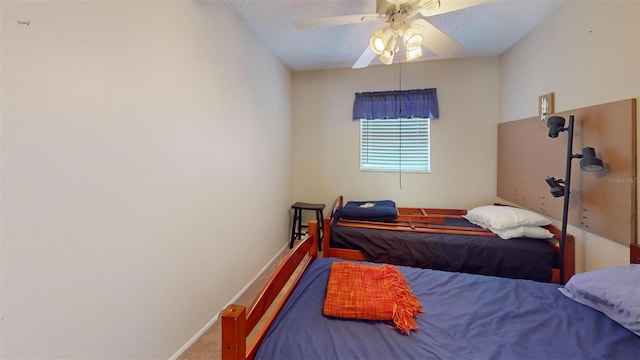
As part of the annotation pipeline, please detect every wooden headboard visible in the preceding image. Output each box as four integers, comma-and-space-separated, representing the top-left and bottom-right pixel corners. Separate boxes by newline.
497, 99, 637, 245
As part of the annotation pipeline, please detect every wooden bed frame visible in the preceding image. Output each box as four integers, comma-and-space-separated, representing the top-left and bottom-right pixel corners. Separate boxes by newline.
322, 195, 575, 284
221, 222, 640, 360
221, 222, 320, 360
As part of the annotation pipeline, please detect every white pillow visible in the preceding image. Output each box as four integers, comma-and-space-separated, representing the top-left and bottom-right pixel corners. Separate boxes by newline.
558, 264, 640, 336
463, 205, 551, 230
490, 226, 554, 240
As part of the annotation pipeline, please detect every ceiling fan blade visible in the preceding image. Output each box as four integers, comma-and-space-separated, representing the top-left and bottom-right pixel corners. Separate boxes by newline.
420, 0, 493, 17
295, 13, 382, 28
352, 47, 376, 69
412, 18, 461, 58
411, 0, 442, 15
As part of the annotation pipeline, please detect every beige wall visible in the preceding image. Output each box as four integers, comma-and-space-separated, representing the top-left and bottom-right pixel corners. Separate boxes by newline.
292, 57, 500, 210
1, 1, 292, 358
500, 0, 640, 272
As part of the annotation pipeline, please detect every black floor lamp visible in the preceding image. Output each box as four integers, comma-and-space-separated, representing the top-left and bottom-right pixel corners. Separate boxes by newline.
545, 115, 604, 284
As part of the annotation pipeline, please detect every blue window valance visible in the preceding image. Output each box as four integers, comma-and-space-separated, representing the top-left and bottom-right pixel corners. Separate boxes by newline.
352, 88, 439, 120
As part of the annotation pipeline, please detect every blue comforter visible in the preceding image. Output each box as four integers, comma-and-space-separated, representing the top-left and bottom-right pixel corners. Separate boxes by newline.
256, 258, 640, 360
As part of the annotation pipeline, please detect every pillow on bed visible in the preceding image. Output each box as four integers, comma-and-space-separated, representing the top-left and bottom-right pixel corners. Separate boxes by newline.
490, 226, 554, 240
463, 205, 551, 230
558, 264, 640, 336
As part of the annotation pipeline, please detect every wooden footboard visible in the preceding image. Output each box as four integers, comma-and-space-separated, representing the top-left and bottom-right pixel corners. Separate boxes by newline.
221, 222, 319, 360
323, 195, 576, 284
631, 243, 640, 264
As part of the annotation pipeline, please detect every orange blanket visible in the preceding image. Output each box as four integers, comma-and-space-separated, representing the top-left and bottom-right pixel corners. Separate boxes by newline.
323, 262, 424, 334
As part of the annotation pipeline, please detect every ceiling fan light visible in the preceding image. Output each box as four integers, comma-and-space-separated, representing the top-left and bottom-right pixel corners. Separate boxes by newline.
379, 36, 397, 65
404, 31, 422, 51
379, 52, 394, 65
406, 46, 422, 61
384, 36, 397, 54
370, 37, 385, 54
370, 28, 394, 55
369, 30, 386, 55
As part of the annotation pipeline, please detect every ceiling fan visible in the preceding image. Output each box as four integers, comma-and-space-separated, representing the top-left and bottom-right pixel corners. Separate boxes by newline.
295, 0, 492, 69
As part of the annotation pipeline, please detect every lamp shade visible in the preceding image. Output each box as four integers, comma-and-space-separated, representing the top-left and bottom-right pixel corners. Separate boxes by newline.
404, 29, 422, 51
579, 147, 604, 172
545, 177, 565, 197
370, 29, 388, 55
370, 28, 394, 56
546, 116, 566, 138
405, 46, 423, 61
378, 36, 396, 65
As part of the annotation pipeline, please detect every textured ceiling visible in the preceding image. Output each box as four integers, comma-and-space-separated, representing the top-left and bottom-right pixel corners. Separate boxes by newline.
220, 0, 565, 71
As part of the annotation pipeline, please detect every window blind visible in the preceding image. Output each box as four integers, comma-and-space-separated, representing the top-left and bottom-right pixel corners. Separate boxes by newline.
360, 118, 430, 173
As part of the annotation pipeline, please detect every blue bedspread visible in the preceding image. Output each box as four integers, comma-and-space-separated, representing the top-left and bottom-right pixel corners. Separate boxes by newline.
256, 258, 640, 360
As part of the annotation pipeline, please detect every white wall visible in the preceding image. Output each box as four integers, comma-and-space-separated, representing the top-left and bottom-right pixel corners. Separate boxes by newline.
1, 1, 292, 358
500, 0, 640, 272
292, 57, 500, 210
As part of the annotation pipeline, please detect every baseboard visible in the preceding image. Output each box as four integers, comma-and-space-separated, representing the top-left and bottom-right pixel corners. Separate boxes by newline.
169, 313, 219, 360
169, 241, 289, 360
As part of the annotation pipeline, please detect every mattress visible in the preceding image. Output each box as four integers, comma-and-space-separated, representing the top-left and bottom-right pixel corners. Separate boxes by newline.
256, 258, 640, 360
331, 217, 557, 282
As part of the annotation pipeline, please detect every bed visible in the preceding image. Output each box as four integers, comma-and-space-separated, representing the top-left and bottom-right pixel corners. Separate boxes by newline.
221, 224, 640, 360
323, 195, 575, 283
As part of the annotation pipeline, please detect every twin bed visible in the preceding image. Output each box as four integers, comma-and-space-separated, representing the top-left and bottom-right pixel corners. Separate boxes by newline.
222, 223, 640, 359
323, 195, 574, 283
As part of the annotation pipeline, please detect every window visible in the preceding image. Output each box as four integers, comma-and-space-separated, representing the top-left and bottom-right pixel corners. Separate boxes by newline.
353, 88, 438, 173
360, 117, 430, 173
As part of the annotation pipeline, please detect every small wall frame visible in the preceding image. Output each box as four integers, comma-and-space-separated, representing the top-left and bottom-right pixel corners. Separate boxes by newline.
539, 92, 555, 121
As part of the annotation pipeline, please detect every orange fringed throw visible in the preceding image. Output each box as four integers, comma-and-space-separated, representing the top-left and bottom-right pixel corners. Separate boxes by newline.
323, 262, 424, 334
